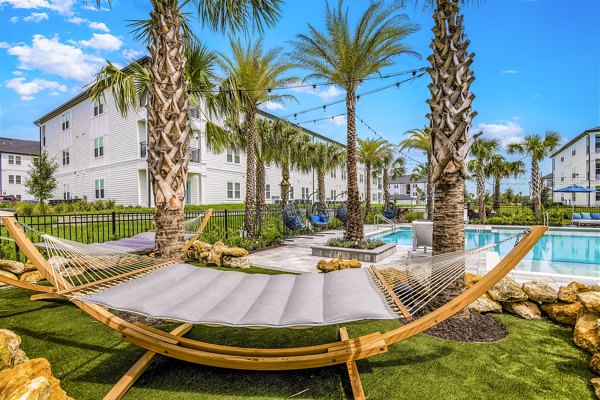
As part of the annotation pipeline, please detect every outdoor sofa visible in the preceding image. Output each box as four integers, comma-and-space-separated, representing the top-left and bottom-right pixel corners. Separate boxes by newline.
571, 212, 600, 226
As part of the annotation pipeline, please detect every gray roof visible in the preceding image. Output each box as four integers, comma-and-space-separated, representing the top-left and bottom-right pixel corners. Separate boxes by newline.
392, 194, 418, 200
390, 175, 426, 184
550, 126, 600, 158
542, 173, 553, 180
0, 137, 40, 156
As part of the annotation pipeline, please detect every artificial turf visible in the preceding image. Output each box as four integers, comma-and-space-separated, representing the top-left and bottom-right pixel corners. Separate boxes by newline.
0, 279, 595, 399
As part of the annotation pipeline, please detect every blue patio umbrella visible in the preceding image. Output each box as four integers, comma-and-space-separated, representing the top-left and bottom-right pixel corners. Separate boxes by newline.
553, 185, 597, 193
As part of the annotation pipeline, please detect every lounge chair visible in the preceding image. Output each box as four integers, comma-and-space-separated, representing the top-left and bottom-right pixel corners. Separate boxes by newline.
573, 212, 600, 226
412, 220, 433, 252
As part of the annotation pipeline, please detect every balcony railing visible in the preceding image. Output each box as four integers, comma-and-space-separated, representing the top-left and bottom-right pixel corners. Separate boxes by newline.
140, 142, 200, 163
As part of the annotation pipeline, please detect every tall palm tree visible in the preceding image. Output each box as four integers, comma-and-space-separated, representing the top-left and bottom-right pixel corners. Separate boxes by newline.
87, 0, 282, 259
507, 131, 561, 221
467, 138, 499, 222
308, 142, 346, 204
217, 38, 297, 239
290, 0, 419, 242
358, 138, 388, 212
378, 145, 406, 205
400, 127, 433, 220
485, 155, 526, 210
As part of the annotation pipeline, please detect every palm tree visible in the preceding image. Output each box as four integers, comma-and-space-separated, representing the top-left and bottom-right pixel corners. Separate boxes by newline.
378, 145, 406, 205
485, 155, 526, 210
308, 142, 346, 204
290, 0, 419, 242
467, 138, 499, 222
507, 131, 561, 221
217, 38, 297, 239
358, 138, 388, 213
503, 187, 515, 205
87, 0, 282, 259
400, 127, 433, 219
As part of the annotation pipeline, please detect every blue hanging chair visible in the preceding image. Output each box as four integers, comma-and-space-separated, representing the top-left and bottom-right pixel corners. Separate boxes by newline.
335, 203, 348, 224
307, 201, 329, 227
282, 201, 305, 231
383, 201, 398, 220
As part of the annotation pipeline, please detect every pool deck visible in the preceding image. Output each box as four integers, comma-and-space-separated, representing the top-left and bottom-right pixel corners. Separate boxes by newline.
251, 223, 600, 288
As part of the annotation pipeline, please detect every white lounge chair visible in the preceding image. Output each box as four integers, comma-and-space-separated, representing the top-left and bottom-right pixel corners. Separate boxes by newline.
412, 220, 433, 252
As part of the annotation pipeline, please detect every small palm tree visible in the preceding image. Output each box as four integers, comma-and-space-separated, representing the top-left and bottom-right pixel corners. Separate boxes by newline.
358, 138, 388, 212
308, 142, 346, 204
467, 138, 499, 222
290, 0, 419, 242
378, 144, 406, 205
485, 155, 526, 210
217, 38, 297, 239
507, 131, 561, 222
400, 127, 433, 219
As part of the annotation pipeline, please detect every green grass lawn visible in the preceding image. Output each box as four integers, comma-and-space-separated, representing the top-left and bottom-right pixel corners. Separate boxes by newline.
0, 279, 594, 399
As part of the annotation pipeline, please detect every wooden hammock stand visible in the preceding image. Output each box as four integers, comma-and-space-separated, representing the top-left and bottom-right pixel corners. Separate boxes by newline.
1, 215, 546, 400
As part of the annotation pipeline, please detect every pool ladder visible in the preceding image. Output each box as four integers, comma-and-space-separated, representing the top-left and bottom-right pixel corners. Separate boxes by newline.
375, 214, 396, 233
543, 211, 549, 227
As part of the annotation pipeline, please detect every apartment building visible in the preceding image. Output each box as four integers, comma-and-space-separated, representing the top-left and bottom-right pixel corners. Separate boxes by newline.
34, 84, 380, 206
550, 126, 600, 206
0, 137, 39, 201
389, 175, 427, 205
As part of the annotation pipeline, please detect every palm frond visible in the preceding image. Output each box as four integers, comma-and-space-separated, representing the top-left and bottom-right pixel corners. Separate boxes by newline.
193, 0, 282, 34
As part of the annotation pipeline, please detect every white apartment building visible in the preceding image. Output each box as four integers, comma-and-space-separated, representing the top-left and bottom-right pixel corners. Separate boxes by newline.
551, 126, 600, 206
389, 175, 427, 205
34, 81, 381, 206
0, 138, 39, 201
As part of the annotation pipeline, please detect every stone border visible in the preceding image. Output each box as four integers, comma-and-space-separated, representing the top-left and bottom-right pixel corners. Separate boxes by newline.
311, 243, 396, 263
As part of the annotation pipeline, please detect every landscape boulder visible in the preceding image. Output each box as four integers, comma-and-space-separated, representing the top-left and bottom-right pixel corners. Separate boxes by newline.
19, 271, 44, 284
0, 260, 25, 275
573, 312, 600, 353
488, 277, 528, 302
469, 293, 502, 313
222, 256, 251, 269
0, 358, 72, 400
568, 281, 589, 293
208, 241, 226, 267
558, 286, 578, 303
541, 302, 583, 326
503, 301, 542, 320
590, 353, 600, 375
223, 247, 249, 257
578, 291, 600, 314
465, 272, 483, 289
0, 270, 18, 286
522, 281, 557, 303
592, 378, 600, 400
23, 261, 37, 272
316, 258, 361, 273
0, 329, 27, 370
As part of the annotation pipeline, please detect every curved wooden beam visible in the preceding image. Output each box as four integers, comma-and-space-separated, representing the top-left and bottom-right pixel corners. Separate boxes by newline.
0, 275, 55, 293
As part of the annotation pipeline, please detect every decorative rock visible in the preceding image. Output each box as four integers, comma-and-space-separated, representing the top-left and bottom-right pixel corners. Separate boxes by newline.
193, 241, 212, 253
590, 353, 600, 375
541, 302, 583, 326
592, 378, 600, 399
558, 286, 578, 303
573, 312, 600, 354
0, 358, 72, 400
577, 291, 600, 314
198, 251, 210, 262
0, 270, 18, 286
59, 266, 86, 278
469, 293, 502, 313
19, 271, 44, 284
316, 258, 361, 273
0, 260, 25, 275
317, 259, 337, 273
222, 247, 249, 257
522, 280, 558, 303
222, 256, 251, 269
23, 261, 36, 272
339, 259, 361, 269
208, 241, 226, 267
465, 272, 483, 289
567, 281, 589, 293
488, 277, 528, 302
503, 301, 542, 320
0, 329, 24, 370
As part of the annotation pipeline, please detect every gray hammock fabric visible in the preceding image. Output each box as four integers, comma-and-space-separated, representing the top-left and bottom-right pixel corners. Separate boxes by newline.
80, 264, 398, 328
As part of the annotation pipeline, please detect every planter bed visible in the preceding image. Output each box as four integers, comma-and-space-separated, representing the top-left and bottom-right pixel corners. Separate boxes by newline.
311, 242, 396, 263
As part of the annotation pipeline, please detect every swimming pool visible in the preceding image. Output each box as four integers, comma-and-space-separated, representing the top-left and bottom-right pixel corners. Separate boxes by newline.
374, 227, 600, 278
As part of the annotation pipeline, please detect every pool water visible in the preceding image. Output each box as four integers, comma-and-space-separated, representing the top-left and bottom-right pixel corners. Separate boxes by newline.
375, 228, 600, 278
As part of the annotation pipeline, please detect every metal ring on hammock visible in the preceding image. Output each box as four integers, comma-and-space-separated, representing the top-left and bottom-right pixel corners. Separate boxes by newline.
307, 201, 329, 227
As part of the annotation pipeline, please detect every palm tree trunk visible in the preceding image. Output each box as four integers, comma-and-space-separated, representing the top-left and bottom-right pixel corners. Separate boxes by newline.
280, 162, 290, 206
147, 5, 188, 260
477, 167, 486, 222
345, 89, 363, 242
256, 160, 266, 214
493, 176, 501, 210
531, 159, 542, 222
318, 171, 326, 203
426, 152, 434, 220
244, 111, 256, 239
365, 164, 372, 212
383, 170, 390, 205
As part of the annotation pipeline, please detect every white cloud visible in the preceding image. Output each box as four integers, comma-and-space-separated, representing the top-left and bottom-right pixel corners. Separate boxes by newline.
0, 42, 9, 48
477, 121, 524, 146
291, 83, 343, 100
4, 77, 67, 101
88, 21, 109, 32
329, 115, 346, 126
0, 0, 75, 16
8, 34, 106, 81
260, 101, 284, 111
66, 15, 86, 24
12, 70, 23, 75
9, 16, 18, 23
501, 69, 519, 75
79, 33, 122, 51
121, 48, 143, 59
23, 11, 48, 22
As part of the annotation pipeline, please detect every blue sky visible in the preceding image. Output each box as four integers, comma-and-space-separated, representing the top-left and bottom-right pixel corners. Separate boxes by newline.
0, 0, 598, 195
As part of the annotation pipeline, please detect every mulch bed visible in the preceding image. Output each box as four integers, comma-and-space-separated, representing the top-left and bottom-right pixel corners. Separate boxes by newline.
423, 311, 508, 343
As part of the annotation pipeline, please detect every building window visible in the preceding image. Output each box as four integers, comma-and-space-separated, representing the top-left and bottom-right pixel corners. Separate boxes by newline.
341, 169, 346, 180
571, 149, 576, 156
596, 160, 600, 180
93, 95, 105, 116
16, 176, 21, 184
394, 184, 398, 189
265, 184, 271, 199
330, 189, 337, 200
596, 186, 600, 202
62, 149, 70, 166
560, 156, 564, 162
289, 187, 294, 200
359, 174, 364, 183
41, 125, 46, 147
227, 182, 240, 199
330, 169, 336, 178
226, 150, 240, 164
95, 179, 105, 199
16, 195, 21, 201
560, 176, 564, 182
8, 155, 20, 165
61, 112, 70, 131
94, 136, 104, 158
63, 183, 71, 200
8, 175, 14, 184
372, 193, 377, 201
189, 108, 200, 119
571, 193, 576, 202
595, 134, 600, 153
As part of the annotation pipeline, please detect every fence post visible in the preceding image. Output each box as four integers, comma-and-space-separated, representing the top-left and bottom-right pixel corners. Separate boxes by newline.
111, 211, 116, 236
224, 209, 229, 239
14, 213, 20, 261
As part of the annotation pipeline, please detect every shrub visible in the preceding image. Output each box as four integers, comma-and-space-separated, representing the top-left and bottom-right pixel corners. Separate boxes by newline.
404, 211, 424, 223
325, 237, 385, 250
